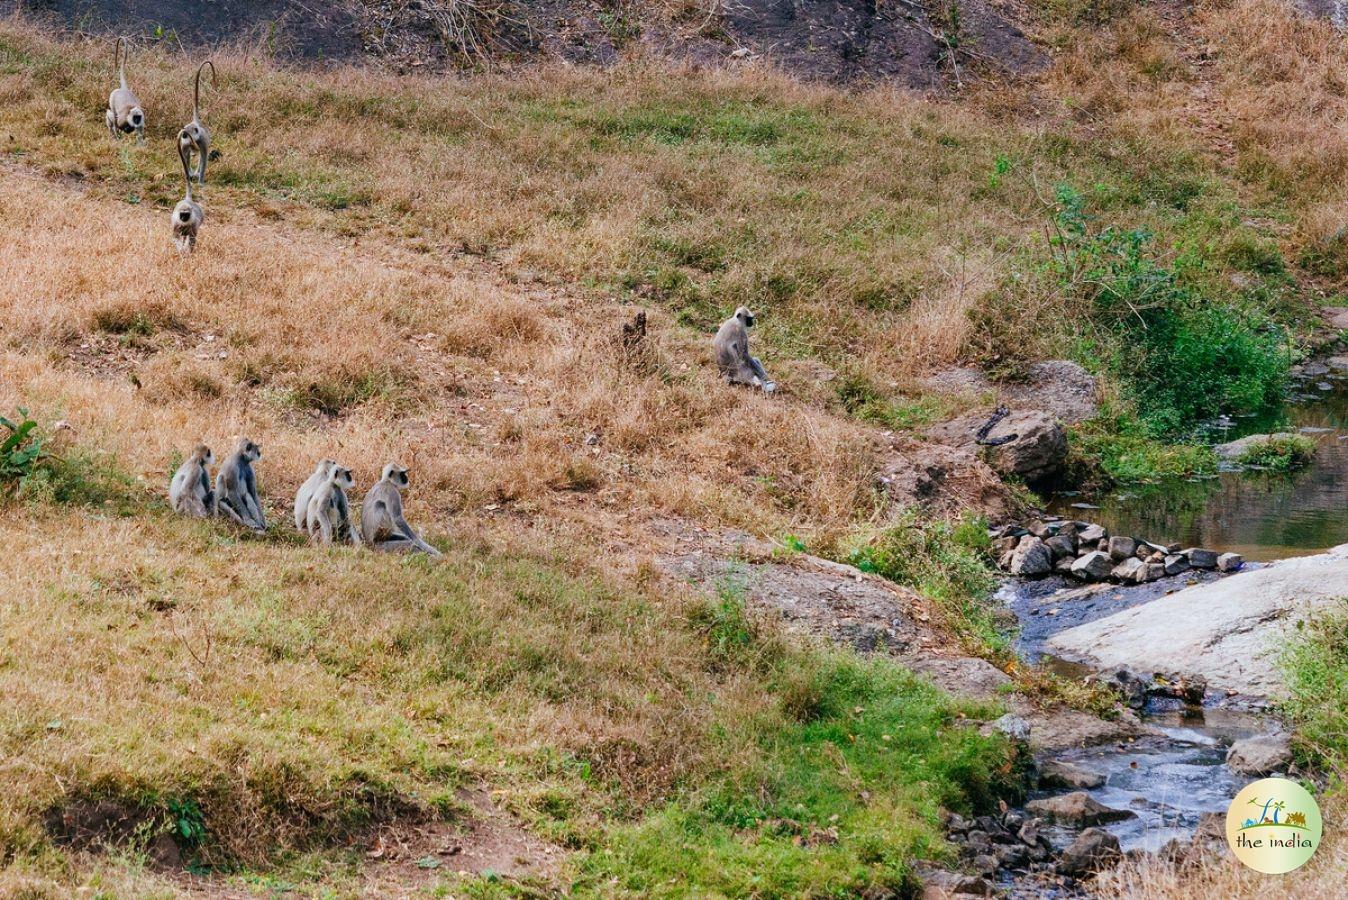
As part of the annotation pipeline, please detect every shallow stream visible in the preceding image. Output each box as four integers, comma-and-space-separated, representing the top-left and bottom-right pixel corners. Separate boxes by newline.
1046, 371, 1348, 561
1001, 369, 1348, 874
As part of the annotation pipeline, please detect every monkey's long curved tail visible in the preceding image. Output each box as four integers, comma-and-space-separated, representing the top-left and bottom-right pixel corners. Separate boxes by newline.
194, 60, 216, 123
115, 36, 127, 90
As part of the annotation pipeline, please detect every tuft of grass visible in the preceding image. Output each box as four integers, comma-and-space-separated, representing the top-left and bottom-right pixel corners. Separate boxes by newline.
1281, 602, 1348, 780
842, 511, 1008, 658
1065, 409, 1219, 485
1237, 433, 1317, 472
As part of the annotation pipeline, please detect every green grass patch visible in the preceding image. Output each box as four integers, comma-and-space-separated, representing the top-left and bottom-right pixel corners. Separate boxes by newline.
2, 410, 140, 510
1065, 409, 1218, 485
1237, 433, 1317, 472
841, 511, 1008, 658
582, 633, 1018, 897
1281, 602, 1348, 778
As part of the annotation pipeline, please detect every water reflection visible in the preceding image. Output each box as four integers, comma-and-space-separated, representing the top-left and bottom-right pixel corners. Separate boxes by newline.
1048, 376, 1348, 561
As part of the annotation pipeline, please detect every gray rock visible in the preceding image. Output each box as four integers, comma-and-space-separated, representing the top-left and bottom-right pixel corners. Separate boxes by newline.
927, 410, 1067, 484
1328, 355, 1348, 371
1145, 563, 1166, 582
1070, 551, 1113, 581
1009, 537, 1054, 576
1107, 535, 1136, 561
988, 713, 1032, 742
1214, 433, 1278, 461
1304, 361, 1331, 377
1027, 519, 1053, 538
1094, 668, 1149, 709
918, 867, 994, 898
1217, 552, 1244, 573
1057, 827, 1121, 876
971, 854, 998, 877
1025, 792, 1136, 825
1111, 557, 1147, 583
1078, 524, 1107, 544
1226, 734, 1293, 775
1045, 534, 1077, 559
1185, 548, 1219, 569
1163, 554, 1190, 576
994, 842, 1029, 869
1054, 556, 1076, 574
992, 536, 1018, 557
1017, 818, 1046, 847
1057, 521, 1081, 540
1039, 759, 1105, 790
1048, 544, 1348, 697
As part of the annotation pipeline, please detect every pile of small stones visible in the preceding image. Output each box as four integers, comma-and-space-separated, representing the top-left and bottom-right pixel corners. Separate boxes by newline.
989, 518, 1243, 583
939, 804, 1122, 888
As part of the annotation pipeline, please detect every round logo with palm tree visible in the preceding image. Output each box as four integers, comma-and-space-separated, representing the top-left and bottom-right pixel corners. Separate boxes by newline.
1226, 778, 1322, 874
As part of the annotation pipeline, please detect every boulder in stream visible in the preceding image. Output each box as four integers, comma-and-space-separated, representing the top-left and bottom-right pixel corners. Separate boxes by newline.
1217, 552, 1244, 573
917, 867, 993, 898
1185, 548, 1219, 569
1071, 550, 1113, 581
1024, 791, 1136, 825
1163, 554, 1189, 576
1107, 535, 1137, 561
1008, 537, 1053, 576
1048, 543, 1348, 696
1057, 827, 1121, 876
1226, 734, 1293, 775
1039, 759, 1105, 790
1111, 557, 1147, 583
1078, 523, 1107, 544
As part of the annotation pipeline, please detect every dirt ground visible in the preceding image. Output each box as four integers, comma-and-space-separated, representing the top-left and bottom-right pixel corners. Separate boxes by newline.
4, 0, 1048, 84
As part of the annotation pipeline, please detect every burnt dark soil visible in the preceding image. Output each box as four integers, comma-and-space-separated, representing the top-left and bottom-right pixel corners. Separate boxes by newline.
5, 0, 1047, 85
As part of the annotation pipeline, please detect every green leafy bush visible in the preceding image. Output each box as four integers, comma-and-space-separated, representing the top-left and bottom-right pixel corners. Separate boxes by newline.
0, 408, 43, 489
1066, 408, 1218, 485
1050, 184, 1292, 436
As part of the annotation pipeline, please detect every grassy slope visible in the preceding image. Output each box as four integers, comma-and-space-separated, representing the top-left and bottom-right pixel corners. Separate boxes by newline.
2, 0, 1348, 894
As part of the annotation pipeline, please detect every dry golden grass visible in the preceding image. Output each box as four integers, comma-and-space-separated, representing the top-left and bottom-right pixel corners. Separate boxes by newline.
1097, 798, 1346, 899
2, 3, 1347, 893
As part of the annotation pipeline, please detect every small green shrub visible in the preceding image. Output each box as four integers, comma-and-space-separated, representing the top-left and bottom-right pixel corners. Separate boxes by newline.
2, 410, 140, 510
1281, 604, 1348, 777
842, 511, 1007, 657
1237, 434, 1316, 472
1049, 184, 1292, 436
0, 408, 43, 488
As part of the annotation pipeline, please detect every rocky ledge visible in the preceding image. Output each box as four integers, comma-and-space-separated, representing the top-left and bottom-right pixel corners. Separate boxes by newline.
991, 518, 1241, 584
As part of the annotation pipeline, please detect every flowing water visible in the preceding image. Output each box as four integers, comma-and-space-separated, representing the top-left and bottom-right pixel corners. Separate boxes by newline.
1000, 373, 1348, 867
1047, 373, 1348, 561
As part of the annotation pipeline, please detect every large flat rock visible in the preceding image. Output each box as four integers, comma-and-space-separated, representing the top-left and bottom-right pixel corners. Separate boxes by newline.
1047, 545, 1348, 697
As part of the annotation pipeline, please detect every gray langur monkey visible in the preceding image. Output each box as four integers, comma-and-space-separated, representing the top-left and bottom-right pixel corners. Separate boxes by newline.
171, 148, 204, 253
106, 37, 145, 143
178, 60, 216, 184
713, 306, 776, 394
214, 437, 266, 531
305, 465, 358, 546
360, 463, 441, 556
294, 459, 337, 530
169, 444, 215, 517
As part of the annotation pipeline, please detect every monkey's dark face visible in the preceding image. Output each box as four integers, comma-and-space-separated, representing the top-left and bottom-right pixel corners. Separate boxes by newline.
243, 441, 261, 461
393, 469, 409, 488
129, 109, 143, 128
335, 468, 355, 490
179, 209, 193, 223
